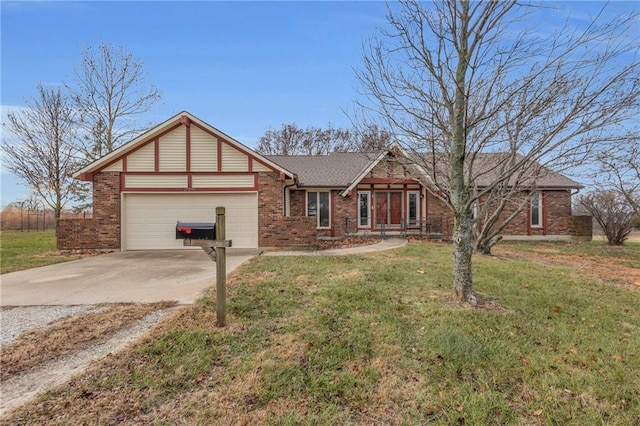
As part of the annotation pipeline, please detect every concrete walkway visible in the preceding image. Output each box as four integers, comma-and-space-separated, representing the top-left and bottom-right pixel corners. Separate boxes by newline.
262, 238, 407, 256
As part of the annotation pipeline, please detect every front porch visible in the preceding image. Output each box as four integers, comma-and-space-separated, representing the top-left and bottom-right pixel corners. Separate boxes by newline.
339, 215, 451, 240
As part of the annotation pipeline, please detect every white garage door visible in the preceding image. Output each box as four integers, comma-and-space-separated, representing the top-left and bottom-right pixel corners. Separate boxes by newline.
123, 193, 258, 250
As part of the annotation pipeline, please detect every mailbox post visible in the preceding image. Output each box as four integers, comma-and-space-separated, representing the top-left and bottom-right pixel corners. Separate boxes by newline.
176, 207, 231, 327
215, 206, 227, 327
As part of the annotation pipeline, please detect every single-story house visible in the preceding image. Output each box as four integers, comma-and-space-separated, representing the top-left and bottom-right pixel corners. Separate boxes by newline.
58, 111, 592, 251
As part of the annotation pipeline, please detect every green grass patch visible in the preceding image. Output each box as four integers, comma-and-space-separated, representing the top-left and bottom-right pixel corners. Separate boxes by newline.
4, 242, 640, 425
0, 229, 87, 273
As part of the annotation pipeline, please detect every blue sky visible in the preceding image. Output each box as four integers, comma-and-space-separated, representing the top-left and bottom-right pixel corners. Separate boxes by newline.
1, 1, 637, 206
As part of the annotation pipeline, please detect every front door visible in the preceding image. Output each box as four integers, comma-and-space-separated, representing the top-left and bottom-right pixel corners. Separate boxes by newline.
374, 191, 403, 228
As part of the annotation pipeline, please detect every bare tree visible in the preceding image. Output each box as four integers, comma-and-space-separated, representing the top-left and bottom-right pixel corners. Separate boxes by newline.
256, 123, 390, 155
355, 0, 640, 303
595, 136, 640, 217
577, 190, 635, 245
66, 44, 161, 162
256, 124, 312, 155
1, 85, 81, 225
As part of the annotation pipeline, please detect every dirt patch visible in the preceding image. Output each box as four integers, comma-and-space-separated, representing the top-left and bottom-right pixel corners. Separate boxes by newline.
0, 303, 178, 416
1, 302, 176, 380
494, 246, 640, 291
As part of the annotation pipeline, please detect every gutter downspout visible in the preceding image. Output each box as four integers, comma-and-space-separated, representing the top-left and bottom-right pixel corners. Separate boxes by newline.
283, 181, 296, 216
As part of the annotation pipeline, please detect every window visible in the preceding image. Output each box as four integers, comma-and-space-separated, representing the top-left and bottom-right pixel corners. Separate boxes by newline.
358, 192, 370, 228
307, 191, 330, 228
408, 192, 419, 225
530, 192, 542, 227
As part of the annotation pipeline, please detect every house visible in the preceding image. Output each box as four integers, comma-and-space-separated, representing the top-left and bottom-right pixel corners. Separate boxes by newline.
58, 111, 592, 251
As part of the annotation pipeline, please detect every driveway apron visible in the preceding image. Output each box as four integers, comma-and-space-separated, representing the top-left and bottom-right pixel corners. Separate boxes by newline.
0, 249, 257, 306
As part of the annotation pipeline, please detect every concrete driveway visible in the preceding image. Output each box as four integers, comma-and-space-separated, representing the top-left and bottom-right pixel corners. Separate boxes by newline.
0, 249, 257, 306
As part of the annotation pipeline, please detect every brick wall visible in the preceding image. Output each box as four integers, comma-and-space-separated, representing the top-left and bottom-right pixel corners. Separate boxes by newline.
289, 190, 305, 216
329, 190, 358, 237
423, 189, 590, 239
478, 190, 573, 236
426, 192, 454, 237
570, 215, 593, 239
258, 172, 317, 247
57, 172, 121, 250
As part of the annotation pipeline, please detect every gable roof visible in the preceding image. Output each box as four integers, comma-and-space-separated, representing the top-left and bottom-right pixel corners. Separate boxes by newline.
267, 149, 582, 191
73, 111, 295, 180
266, 152, 378, 187
411, 152, 582, 189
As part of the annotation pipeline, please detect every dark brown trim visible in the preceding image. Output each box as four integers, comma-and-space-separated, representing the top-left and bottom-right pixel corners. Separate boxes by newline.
185, 123, 191, 173
154, 139, 160, 172
527, 200, 532, 236
360, 178, 420, 185
542, 192, 548, 235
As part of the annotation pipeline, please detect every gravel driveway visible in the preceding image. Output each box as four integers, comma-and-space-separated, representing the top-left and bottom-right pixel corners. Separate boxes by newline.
0, 249, 258, 416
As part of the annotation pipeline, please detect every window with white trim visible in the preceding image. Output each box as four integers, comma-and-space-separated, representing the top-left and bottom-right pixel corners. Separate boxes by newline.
408, 191, 419, 225
358, 191, 370, 228
307, 191, 330, 228
530, 192, 542, 227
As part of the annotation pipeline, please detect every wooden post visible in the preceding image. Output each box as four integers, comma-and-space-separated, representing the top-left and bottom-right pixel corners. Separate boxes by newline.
215, 206, 227, 327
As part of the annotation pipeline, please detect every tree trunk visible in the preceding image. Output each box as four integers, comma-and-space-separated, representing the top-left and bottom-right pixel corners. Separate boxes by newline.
453, 209, 476, 303
450, 1, 474, 304
476, 234, 503, 255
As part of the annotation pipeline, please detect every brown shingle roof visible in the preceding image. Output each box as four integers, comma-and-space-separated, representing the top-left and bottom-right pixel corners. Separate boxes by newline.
266, 151, 582, 189
266, 152, 377, 187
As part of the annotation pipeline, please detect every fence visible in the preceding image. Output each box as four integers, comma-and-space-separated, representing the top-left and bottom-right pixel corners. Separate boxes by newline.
0, 206, 92, 231
341, 216, 449, 239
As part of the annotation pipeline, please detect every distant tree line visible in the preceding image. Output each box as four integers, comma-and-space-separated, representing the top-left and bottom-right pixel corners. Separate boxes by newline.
255, 123, 391, 155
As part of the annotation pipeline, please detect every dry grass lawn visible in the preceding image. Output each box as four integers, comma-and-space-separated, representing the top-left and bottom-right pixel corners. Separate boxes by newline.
1, 241, 639, 425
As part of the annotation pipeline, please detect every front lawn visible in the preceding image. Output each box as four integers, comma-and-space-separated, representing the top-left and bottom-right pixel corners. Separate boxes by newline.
3, 242, 639, 424
0, 230, 89, 274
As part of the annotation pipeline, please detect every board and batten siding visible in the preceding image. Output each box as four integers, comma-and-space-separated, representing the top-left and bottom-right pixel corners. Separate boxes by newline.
159, 126, 186, 171
252, 160, 272, 172
97, 121, 280, 193
127, 143, 155, 172
125, 175, 188, 188
221, 143, 249, 172
192, 175, 255, 189
102, 160, 123, 172
190, 126, 218, 172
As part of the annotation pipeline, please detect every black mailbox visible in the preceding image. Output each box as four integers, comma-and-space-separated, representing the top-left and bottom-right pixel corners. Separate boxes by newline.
176, 222, 216, 240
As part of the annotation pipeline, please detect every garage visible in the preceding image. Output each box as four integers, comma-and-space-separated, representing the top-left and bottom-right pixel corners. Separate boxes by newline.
122, 193, 258, 250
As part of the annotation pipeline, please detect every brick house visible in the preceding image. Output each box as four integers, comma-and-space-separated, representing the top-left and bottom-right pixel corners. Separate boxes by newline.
58, 111, 592, 251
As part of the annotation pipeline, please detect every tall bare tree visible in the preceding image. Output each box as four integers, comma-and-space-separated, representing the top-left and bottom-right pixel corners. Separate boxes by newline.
355, 0, 639, 303
66, 44, 161, 162
256, 123, 390, 155
1, 85, 81, 225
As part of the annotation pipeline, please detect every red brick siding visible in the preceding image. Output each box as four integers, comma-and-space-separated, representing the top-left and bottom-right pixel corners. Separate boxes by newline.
289, 190, 305, 216
570, 215, 592, 237
476, 190, 591, 237
426, 192, 454, 237
258, 172, 317, 247
422, 189, 590, 239
328, 191, 358, 237
57, 172, 121, 250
